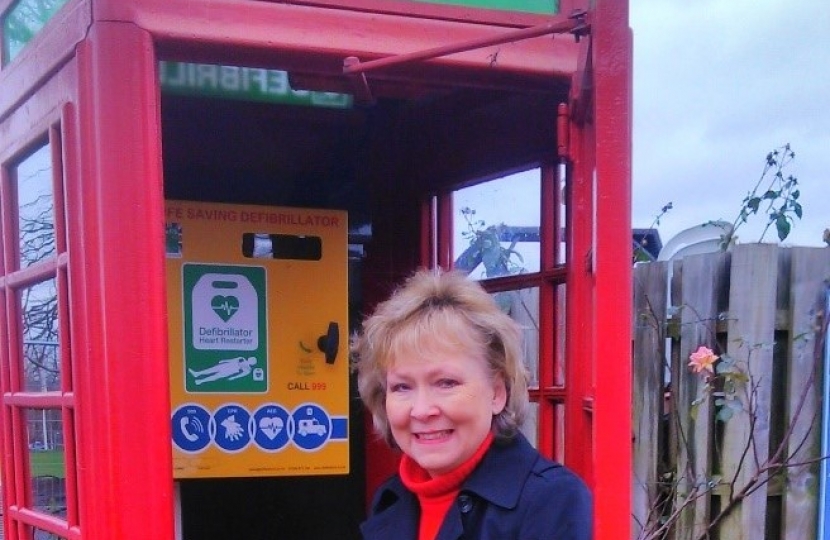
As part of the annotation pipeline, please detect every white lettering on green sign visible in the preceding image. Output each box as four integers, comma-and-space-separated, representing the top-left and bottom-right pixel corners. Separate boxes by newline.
159, 62, 352, 109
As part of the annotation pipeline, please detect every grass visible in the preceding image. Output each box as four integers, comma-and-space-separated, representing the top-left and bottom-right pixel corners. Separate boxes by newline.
30, 450, 65, 478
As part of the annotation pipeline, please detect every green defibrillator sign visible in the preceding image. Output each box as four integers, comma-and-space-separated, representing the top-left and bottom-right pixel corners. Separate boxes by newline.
183, 264, 268, 393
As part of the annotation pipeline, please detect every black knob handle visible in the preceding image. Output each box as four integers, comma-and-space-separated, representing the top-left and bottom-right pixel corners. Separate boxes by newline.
317, 322, 340, 364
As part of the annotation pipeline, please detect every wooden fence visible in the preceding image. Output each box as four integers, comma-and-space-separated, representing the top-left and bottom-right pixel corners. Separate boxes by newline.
632, 245, 830, 540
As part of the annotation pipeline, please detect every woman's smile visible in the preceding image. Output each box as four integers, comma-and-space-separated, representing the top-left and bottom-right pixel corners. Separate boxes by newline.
414, 430, 453, 442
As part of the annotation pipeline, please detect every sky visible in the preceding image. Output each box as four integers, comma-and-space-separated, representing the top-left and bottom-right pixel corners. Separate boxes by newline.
630, 0, 830, 249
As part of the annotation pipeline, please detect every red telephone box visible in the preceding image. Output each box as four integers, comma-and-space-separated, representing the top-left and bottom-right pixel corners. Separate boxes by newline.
0, 0, 631, 538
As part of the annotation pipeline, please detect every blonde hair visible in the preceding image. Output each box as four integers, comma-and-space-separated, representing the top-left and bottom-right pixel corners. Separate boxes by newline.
351, 269, 529, 447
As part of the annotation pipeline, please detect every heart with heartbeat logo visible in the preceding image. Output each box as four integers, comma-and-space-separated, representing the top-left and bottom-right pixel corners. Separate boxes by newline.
259, 417, 285, 440
211, 295, 240, 322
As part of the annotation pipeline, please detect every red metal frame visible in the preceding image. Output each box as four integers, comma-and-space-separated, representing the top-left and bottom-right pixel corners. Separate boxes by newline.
0, 0, 632, 538
563, 1, 633, 536
591, 1, 633, 535
68, 22, 172, 538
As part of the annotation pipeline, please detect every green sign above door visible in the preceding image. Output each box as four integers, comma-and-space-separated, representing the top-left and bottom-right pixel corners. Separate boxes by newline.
159, 61, 353, 109
410, 0, 558, 15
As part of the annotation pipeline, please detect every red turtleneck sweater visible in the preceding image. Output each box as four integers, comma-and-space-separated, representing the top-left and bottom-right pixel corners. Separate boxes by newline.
399, 432, 494, 540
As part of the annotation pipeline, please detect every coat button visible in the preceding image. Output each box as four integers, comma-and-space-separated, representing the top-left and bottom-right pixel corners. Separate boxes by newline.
458, 494, 474, 513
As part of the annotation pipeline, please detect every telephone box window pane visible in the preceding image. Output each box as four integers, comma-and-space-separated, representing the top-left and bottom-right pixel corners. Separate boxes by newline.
26, 408, 66, 515
555, 284, 567, 387
17, 144, 56, 268
521, 401, 539, 448
1, 0, 70, 65
491, 287, 539, 388
557, 164, 568, 266
554, 402, 565, 463
21, 279, 61, 391
28, 529, 66, 540
453, 170, 540, 278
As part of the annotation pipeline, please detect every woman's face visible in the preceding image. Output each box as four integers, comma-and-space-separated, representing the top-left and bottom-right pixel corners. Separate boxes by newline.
385, 344, 507, 477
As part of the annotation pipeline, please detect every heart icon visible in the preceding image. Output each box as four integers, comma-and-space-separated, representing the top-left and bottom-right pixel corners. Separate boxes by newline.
211, 295, 240, 322
259, 417, 284, 440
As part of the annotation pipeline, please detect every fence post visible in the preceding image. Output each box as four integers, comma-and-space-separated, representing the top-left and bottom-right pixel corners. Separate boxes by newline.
633, 261, 669, 538
673, 251, 730, 540
718, 244, 779, 539
782, 248, 830, 539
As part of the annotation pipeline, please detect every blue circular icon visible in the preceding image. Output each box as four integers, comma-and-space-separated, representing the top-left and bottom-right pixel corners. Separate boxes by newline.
172, 404, 212, 453
252, 404, 292, 452
291, 403, 331, 451
213, 403, 252, 453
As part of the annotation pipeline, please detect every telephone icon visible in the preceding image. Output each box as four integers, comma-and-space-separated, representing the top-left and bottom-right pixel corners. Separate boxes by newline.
172, 405, 212, 452
180, 417, 202, 442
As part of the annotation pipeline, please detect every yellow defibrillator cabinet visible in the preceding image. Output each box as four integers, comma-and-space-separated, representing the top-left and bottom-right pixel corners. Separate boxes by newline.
165, 200, 349, 478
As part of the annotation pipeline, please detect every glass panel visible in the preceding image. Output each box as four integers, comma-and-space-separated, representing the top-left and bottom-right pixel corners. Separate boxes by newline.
17, 144, 56, 268
555, 284, 566, 387
520, 401, 539, 448
2, 0, 70, 65
28, 526, 66, 540
21, 279, 61, 391
557, 163, 567, 265
554, 402, 565, 463
26, 408, 66, 515
491, 287, 539, 388
453, 169, 540, 279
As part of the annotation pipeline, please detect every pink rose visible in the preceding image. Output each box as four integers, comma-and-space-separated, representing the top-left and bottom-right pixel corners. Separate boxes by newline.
688, 346, 719, 374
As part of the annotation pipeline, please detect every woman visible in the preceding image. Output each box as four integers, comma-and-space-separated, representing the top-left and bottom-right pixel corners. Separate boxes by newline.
352, 270, 592, 540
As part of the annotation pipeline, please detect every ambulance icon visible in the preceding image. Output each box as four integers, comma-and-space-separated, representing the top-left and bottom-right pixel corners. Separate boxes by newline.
297, 418, 327, 437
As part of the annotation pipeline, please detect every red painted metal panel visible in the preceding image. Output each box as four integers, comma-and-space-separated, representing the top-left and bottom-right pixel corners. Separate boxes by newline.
421, 198, 434, 269
0, 144, 14, 540
0, 60, 78, 162
536, 164, 556, 457
94, 0, 577, 88
592, 0, 633, 538
251, 0, 557, 27
437, 193, 453, 270
70, 22, 173, 539
564, 86, 595, 487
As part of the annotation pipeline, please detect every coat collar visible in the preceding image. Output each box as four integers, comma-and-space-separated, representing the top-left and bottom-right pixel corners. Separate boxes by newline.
461, 432, 540, 509
360, 433, 542, 539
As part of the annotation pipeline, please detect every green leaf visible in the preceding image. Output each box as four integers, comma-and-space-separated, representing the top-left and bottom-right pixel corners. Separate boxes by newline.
776, 215, 791, 241
762, 190, 777, 200
747, 197, 761, 213
793, 202, 803, 219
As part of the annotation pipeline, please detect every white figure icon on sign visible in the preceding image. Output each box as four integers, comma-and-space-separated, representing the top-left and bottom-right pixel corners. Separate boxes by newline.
259, 417, 285, 440
180, 417, 204, 442
189, 356, 257, 385
221, 415, 245, 441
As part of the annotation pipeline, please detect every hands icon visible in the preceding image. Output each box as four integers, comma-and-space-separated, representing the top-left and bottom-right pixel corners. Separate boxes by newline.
221, 415, 245, 441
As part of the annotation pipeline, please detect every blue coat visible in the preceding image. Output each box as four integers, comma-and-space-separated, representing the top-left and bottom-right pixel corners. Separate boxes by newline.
360, 433, 593, 540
